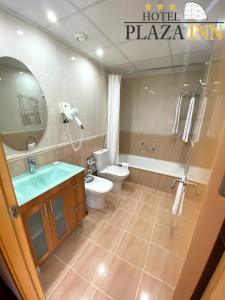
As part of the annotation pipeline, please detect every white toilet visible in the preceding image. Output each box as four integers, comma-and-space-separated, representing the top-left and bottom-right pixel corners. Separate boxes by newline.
93, 149, 130, 192
85, 175, 113, 209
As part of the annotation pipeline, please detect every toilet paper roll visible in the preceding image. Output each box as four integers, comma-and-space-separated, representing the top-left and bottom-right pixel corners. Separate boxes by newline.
87, 159, 95, 165
87, 169, 92, 175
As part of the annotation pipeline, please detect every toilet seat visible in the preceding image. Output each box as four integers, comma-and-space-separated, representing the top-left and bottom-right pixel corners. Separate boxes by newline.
100, 165, 129, 177
85, 175, 113, 194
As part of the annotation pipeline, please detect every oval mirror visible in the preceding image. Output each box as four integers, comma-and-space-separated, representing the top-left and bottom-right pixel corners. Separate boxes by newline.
0, 57, 47, 151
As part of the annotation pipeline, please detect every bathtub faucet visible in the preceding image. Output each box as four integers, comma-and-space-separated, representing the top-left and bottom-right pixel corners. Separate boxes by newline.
171, 176, 199, 195
141, 142, 156, 152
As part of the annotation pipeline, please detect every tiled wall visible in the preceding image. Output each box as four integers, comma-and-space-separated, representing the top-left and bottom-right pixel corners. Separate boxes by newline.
0, 10, 107, 162
120, 70, 206, 164
8, 135, 105, 177
120, 132, 190, 163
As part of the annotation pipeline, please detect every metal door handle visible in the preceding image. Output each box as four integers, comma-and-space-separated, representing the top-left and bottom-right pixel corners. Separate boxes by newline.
43, 202, 48, 216
50, 200, 53, 213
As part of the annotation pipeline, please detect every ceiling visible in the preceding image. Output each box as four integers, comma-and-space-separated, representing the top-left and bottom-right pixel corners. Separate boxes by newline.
0, 0, 224, 75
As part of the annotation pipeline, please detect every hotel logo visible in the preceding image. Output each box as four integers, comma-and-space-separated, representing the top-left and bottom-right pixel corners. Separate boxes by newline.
124, 3, 224, 41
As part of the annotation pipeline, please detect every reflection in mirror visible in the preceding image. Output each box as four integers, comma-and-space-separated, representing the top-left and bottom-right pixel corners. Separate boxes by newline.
0, 57, 47, 151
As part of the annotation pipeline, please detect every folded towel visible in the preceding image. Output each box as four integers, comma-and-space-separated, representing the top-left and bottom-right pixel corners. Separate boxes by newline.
172, 181, 185, 216
182, 96, 195, 142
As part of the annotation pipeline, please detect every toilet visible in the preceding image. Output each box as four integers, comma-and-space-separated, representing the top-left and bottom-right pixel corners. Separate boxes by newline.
93, 149, 130, 192
85, 175, 113, 209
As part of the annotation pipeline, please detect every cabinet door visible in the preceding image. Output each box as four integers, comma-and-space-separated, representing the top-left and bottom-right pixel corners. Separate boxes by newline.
48, 188, 71, 247
70, 181, 86, 230
23, 203, 53, 266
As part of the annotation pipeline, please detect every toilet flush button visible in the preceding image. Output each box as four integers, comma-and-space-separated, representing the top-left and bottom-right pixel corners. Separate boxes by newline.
219, 173, 225, 197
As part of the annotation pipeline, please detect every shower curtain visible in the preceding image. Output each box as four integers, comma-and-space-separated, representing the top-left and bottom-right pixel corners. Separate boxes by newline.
107, 74, 121, 165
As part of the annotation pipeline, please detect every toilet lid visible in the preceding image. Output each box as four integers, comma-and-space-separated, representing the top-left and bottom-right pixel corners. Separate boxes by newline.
85, 175, 113, 193
101, 165, 130, 177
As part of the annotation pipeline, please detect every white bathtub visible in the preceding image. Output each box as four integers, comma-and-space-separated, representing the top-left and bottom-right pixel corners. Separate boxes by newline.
119, 153, 210, 184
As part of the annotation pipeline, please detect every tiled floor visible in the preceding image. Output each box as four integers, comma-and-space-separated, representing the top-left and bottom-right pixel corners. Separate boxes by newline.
39, 182, 200, 300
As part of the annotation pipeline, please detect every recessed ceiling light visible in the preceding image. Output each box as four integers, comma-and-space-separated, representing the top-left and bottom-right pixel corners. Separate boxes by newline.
96, 48, 103, 57
70, 56, 76, 61
0, 77, 2, 81
47, 11, 57, 23
75, 33, 88, 42
144, 86, 149, 90
19, 71, 23, 74
17, 30, 24, 35
184, 83, 189, 87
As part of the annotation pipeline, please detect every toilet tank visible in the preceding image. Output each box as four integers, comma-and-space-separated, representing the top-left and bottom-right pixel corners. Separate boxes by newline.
93, 149, 110, 171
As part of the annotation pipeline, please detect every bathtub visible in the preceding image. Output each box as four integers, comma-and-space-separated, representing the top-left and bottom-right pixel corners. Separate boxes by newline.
119, 153, 210, 184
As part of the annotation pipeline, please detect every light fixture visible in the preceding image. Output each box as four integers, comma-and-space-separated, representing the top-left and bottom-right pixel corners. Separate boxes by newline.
47, 11, 57, 23
19, 71, 23, 74
75, 33, 88, 42
0, 77, 2, 81
96, 48, 103, 57
70, 56, 76, 61
184, 83, 189, 87
144, 86, 149, 90
184, 2, 207, 21
17, 30, 24, 35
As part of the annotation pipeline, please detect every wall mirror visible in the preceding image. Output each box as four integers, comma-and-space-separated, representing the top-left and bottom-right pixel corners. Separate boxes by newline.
0, 56, 47, 151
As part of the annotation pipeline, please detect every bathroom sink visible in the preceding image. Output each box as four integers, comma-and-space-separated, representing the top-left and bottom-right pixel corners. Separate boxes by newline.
12, 162, 84, 206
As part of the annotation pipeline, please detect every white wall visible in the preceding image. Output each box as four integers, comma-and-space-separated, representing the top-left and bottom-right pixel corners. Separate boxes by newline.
0, 10, 107, 157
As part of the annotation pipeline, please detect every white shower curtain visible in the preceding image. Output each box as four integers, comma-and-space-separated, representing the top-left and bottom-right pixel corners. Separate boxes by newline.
107, 74, 121, 165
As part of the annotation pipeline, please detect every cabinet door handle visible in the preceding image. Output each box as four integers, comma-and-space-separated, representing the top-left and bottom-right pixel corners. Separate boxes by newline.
43, 202, 48, 216
50, 200, 53, 213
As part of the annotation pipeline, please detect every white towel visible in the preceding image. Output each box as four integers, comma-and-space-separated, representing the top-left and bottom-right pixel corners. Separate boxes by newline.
172, 181, 185, 216
193, 96, 207, 143
182, 96, 195, 142
172, 95, 183, 134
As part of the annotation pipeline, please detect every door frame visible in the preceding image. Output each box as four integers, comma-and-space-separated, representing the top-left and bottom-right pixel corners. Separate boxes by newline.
0, 140, 44, 300
173, 125, 225, 299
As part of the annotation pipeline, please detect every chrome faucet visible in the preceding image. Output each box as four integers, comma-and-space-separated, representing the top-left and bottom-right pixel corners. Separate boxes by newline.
27, 156, 38, 174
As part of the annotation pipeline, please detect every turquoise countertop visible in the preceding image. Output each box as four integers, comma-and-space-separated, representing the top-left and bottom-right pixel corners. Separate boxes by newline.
12, 162, 84, 207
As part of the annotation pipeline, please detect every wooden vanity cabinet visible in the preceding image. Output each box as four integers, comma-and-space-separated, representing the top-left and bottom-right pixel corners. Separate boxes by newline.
21, 172, 86, 266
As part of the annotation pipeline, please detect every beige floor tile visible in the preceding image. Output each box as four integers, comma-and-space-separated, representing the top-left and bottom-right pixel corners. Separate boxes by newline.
92, 222, 124, 252
119, 196, 140, 213
105, 192, 122, 209
99, 256, 141, 300
72, 241, 113, 285
156, 209, 195, 238
88, 207, 112, 222
48, 270, 96, 300
76, 216, 102, 239
107, 209, 132, 230
145, 244, 184, 288
127, 215, 154, 241
93, 290, 112, 300
54, 233, 88, 266
152, 224, 190, 258
136, 203, 157, 221
141, 191, 161, 207
116, 233, 149, 269
39, 255, 69, 297
136, 272, 174, 300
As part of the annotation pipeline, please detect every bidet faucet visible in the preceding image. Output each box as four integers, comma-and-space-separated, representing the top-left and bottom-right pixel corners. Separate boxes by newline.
27, 156, 38, 174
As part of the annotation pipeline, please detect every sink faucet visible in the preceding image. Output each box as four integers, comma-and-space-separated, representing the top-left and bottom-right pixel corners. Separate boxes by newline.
27, 156, 38, 174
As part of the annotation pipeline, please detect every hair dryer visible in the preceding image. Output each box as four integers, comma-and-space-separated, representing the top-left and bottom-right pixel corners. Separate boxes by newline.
59, 102, 84, 129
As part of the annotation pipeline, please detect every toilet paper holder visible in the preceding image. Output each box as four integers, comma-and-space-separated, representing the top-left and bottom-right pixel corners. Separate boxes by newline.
171, 176, 199, 195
